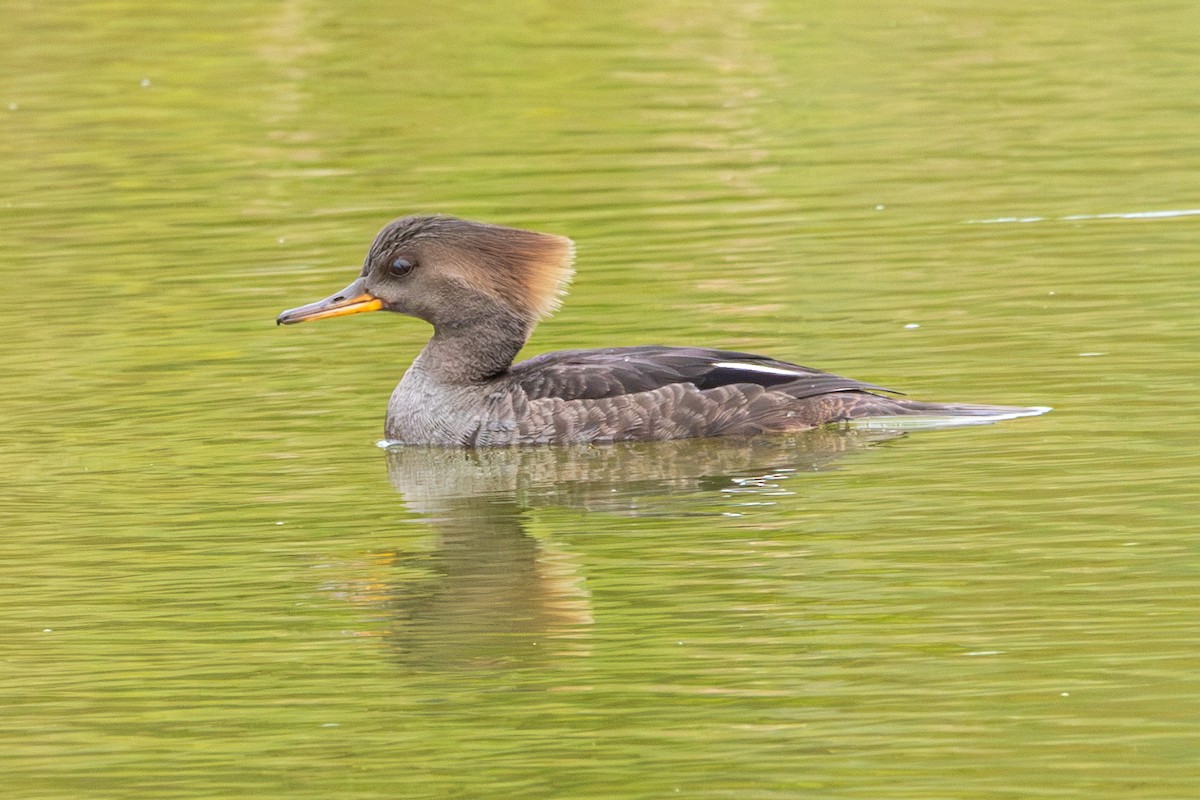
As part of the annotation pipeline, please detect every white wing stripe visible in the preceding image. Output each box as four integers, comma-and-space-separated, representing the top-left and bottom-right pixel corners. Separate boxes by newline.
711, 361, 803, 377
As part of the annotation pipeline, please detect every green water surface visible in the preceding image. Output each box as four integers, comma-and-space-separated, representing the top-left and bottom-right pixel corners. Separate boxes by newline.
2, 2, 1198, 798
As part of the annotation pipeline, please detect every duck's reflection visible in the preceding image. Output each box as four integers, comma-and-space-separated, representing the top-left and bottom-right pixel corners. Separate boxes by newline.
382, 428, 901, 669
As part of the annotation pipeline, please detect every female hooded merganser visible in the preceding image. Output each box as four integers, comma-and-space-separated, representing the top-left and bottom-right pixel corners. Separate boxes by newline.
277, 215, 1047, 446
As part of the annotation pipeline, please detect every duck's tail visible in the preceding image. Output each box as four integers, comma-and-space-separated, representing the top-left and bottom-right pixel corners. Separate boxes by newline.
844, 398, 1052, 431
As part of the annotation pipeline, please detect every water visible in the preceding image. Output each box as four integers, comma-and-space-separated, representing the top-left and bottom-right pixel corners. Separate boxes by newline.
2, 2, 1198, 797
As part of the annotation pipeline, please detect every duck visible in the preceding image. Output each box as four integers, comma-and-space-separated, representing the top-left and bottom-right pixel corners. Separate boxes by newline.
277, 215, 1047, 446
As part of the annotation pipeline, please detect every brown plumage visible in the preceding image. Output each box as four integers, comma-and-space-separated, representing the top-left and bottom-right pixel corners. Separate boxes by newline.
363, 216, 575, 321
277, 215, 1048, 446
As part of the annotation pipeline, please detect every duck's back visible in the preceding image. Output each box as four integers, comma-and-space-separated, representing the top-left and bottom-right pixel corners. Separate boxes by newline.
465, 345, 910, 446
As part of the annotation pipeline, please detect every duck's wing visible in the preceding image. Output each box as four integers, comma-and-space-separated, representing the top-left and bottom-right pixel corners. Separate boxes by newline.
508, 345, 898, 401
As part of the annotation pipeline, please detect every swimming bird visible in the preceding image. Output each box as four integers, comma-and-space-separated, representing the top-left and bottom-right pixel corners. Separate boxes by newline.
277, 215, 1046, 445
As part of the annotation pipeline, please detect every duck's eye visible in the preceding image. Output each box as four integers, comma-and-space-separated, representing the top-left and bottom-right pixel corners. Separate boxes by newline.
389, 257, 414, 277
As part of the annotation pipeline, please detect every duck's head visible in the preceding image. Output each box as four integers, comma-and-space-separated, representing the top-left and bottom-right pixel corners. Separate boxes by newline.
276, 215, 575, 330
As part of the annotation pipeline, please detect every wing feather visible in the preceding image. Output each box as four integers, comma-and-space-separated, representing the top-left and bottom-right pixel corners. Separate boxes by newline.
508, 345, 896, 402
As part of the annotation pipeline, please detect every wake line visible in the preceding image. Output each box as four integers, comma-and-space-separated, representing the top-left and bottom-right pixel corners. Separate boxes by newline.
965, 208, 1200, 224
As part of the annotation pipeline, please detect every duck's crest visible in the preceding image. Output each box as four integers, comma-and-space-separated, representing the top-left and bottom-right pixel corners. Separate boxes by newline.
506, 227, 575, 320
382, 215, 575, 321
453, 220, 574, 320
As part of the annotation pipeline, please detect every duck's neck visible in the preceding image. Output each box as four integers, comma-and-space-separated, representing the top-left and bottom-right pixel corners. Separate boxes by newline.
411, 301, 533, 384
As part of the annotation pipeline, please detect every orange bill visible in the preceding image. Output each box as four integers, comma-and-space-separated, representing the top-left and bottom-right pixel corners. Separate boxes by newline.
277, 279, 384, 325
